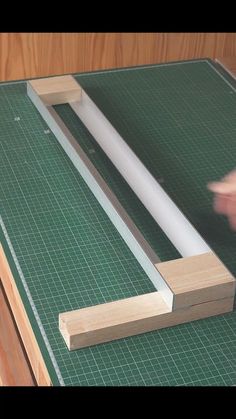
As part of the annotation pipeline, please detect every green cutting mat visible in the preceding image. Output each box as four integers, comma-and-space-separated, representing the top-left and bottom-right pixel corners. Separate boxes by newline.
1, 59, 236, 386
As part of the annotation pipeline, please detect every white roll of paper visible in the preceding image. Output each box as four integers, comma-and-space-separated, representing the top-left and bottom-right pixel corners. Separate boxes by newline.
70, 90, 210, 258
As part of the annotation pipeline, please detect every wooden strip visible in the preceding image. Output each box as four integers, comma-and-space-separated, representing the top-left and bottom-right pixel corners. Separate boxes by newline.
216, 57, 236, 78
0, 283, 36, 386
59, 292, 234, 350
156, 252, 235, 309
29, 75, 81, 105
0, 245, 51, 386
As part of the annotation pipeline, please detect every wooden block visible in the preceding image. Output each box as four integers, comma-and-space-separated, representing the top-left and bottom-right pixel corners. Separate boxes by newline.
156, 252, 235, 309
59, 291, 234, 350
29, 75, 81, 105
59, 292, 169, 350
0, 245, 51, 386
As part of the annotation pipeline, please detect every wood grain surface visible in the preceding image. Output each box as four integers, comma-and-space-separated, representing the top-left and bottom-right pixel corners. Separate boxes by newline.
216, 56, 236, 77
0, 246, 51, 386
0, 282, 35, 386
0, 33, 236, 81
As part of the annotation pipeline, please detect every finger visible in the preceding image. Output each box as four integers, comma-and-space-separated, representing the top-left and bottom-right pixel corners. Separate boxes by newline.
213, 193, 229, 214
207, 181, 236, 195
228, 215, 236, 230
226, 194, 236, 216
223, 170, 236, 184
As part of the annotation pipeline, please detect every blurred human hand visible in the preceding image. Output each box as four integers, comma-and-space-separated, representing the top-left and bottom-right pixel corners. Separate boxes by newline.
208, 170, 236, 230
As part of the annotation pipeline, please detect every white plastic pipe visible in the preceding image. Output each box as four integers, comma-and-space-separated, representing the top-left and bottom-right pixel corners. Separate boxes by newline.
70, 90, 210, 257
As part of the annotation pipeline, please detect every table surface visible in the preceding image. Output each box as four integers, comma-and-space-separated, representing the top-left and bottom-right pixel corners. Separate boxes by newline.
216, 57, 236, 77
0, 282, 35, 385
1, 58, 236, 386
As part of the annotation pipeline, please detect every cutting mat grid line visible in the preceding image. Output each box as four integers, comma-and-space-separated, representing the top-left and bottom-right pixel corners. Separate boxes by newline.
1, 59, 236, 385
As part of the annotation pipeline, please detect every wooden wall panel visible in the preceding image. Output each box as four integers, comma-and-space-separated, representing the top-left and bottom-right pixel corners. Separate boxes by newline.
0, 33, 235, 81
